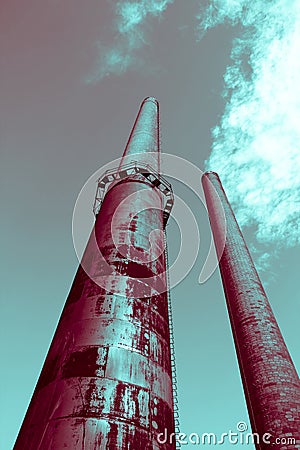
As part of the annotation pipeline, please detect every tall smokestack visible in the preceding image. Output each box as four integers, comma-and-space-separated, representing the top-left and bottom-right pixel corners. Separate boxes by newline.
14, 98, 176, 449
122, 96, 160, 170
202, 171, 300, 449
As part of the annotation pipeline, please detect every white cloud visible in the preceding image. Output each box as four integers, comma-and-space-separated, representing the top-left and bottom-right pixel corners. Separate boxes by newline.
201, 0, 300, 274
86, 0, 173, 82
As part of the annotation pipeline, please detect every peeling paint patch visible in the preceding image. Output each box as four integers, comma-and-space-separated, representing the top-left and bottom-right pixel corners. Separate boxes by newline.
62, 347, 108, 378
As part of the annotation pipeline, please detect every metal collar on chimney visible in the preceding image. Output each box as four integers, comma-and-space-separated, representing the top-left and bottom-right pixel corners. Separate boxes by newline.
93, 161, 174, 228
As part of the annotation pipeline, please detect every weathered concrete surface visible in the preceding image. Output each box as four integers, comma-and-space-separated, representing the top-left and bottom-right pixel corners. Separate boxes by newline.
14, 98, 175, 449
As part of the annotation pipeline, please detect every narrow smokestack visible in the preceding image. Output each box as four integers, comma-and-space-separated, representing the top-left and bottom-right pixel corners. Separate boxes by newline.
202, 171, 300, 449
14, 99, 175, 449
120, 97, 160, 172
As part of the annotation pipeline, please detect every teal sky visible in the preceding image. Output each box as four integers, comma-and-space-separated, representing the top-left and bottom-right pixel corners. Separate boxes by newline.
1, 1, 299, 448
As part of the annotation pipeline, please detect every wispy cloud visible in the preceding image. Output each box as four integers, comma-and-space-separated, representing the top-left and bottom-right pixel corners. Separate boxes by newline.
86, 0, 173, 83
201, 0, 300, 274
